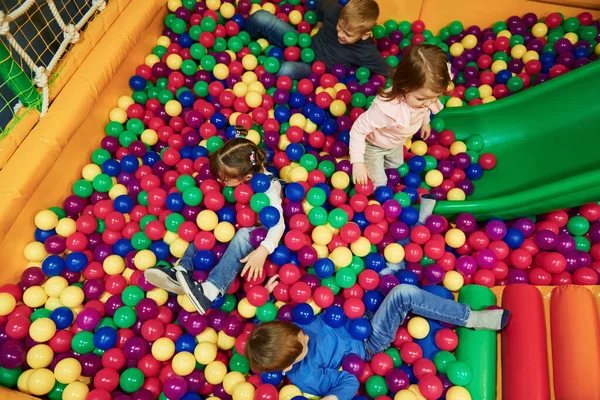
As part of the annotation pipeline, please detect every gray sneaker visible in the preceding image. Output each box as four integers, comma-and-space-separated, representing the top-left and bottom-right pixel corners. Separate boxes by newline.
144, 266, 184, 295
176, 267, 212, 315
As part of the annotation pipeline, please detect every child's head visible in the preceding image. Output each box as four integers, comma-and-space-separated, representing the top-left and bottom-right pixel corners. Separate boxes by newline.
244, 321, 310, 372
337, 0, 379, 44
209, 136, 266, 186
383, 44, 452, 109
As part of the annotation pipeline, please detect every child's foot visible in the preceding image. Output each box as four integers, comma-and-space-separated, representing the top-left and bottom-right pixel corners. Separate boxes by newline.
466, 309, 511, 330
176, 268, 213, 315
418, 194, 437, 224
144, 266, 184, 295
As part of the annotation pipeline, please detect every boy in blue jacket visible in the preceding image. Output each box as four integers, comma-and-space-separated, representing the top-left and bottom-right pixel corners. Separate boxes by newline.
245, 284, 509, 400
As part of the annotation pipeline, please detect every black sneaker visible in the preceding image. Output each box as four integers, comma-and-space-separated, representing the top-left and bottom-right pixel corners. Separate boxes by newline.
176, 268, 212, 315
144, 266, 184, 295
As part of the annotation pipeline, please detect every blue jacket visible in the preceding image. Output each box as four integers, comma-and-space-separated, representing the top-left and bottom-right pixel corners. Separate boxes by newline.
285, 316, 367, 400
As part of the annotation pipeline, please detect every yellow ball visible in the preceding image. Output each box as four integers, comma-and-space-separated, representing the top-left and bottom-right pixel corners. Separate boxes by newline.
27, 344, 54, 369
23, 286, 48, 308
109, 184, 128, 200
82, 164, 102, 181
248, 81, 265, 95
134, 250, 157, 271
170, 238, 189, 258
461, 34, 477, 49
44, 276, 69, 297
564, 32, 578, 45
223, 371, 246, 394
329, 100, 347, 117
445, 228, 466, 248
446, 386, 472, 400
305, 119, 317, 133
424, 170, 443, 187
449, 42, 464, 57
220, 2, 236, 18
261, 3, 276, 13
166, 54, 183, 70
481, 95, 496, 104
233, 382, 255, 400
197, 210, 219, 231
206, 0, 221, 10
56, 217, 76, 237
329, 246, 353, 269
152, 338, 175, 361
446, 97, 463, 108
478, 84, 492, 98
217, 330, 236, 350
449, 141, 467, 155
331, 171, 350, 189
350, 237, 371, 257
510, 44, 527, 59
237, 298, 257, 319
167, 0, 182, 12
17, 369, 34, 394
407, 316, 430, 339
109, 108, 127, 123
103, 254, 125, 275
45, 297, 63, 311
447, 188, 466, 201
312, 225, 333, 246
245, 91, 263, 108
145, 54, 160, 67
140, 129, 158, 146
214, 222, 235, 243
289, 166, 309, 182
178, 293, 197, 312
196, 327, 218, 344
28, 368, 55, 396
233, 82, 248, 97
289, 113, 306, 128
60, 286, 84, 308
313, 244, 329, 259
408, 384, 426, 399
62, 381, 89, 400
395, 390, 418, 400
147, 288, 169, 306
384, 243, 405, 264
245, 129, 261, 145
288, 10, 302, 25
172, 352, 196, 376
491, 60, 508, 74
443, 270, 464, 292
242, 71, 258, 84
205, 361, 228, 384
279, 385, 302, 400
522, 50, 540, 64
213, 64, 230, 80
24, 242, 47, 262
242, 55, 258, 72
497, 30, 512, 38
278, 135, 291, 151
0, 292, 16, 316
35, 210, 59, 230
29, 318, 56, 343
595, 42, 600, 56
54, 358, 82, 384
531, 22, 548, 38
410, 140, 428, 156
117, 95, 134, 110
165, 100, 182, 117
195, 341, 218, 364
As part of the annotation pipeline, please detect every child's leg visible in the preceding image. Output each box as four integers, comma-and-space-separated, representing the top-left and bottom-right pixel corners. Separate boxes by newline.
364, 284, 509, 356
144, 242, 197, 295
363, 143, 388, 188
277, 62, 312, 80
244, 10, 298, 49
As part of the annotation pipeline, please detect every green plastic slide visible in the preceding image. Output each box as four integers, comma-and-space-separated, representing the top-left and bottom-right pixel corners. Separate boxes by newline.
433, 61, 600, 221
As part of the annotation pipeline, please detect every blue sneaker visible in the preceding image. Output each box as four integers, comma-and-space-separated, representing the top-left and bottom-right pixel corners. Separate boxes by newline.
176, 267, 212, 315
144, 266, 184, 295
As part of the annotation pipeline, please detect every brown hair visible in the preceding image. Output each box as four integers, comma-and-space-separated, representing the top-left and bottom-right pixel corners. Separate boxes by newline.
381, 44, 451, 102
209, 137, 267, 182
339, 0, 379, 33
244, 321, 303, 372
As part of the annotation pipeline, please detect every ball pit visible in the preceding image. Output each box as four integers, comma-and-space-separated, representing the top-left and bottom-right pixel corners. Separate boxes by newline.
0, 1, 599, 400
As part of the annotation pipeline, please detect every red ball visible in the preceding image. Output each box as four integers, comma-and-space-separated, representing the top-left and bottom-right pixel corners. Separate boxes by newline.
435, 328, 458, 351
370, 353, 394, 376
289, 281, 311, 303
411, 20, 425, 33
247, 286, 269, 307
546, 12, 563, 28
542, 252, 567, 274
580, 203, 600, 222
313, 286, 335, 308
410, 226, 431, 245
343, 297, 365, 318
358, 270, 380, 291
510, 248, 532, 269
400, 342, 423, 364
141, 319, 165, 342
479, 153, 497, 170
438, 130, 455, 147
94, 368, 120, 391
413, 358, 437, 379
528, 268, 552, 285
472, 269, 495, 287
392, 326, 413, 348
552, 270, 573, 285
573, 267, 598, 285
418, 374, 443, 400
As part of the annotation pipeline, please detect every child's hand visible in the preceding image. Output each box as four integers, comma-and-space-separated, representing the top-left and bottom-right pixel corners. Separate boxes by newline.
421, 123, 432, 140
265, 274, 280, 293
241, 246, 269, 281
352, 162, 369, 185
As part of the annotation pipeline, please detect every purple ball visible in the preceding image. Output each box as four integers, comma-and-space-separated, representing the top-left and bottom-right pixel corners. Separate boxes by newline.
249, 227, 268, 248
80, 353, 102, 376
337, 160, 352, 174
76, 308, 102, 330
0, 340, 26, 369
163, 376, 188, 400
277, 304, 294, 322
300, 274, 321, 291
425, 215, 446, 234
135, 298, 159, 321
386, 369, 410, 392
212, 384, 232, 400
222, 315, 244, 337
485, 220, 507, 240
456, 179, 474, 196
21, 266, 46, 288
131, 390, 154, 400
390, 30, 403, 43
589, 222, 600, 243
513, 217, 536, 237
341, 353, 364, 377
555, 234, 576, 254
406, 263, 424, 281
379, 274, 400, 295
536, 230, 557, 250
565, 252, 579, 272
476, 249, 498, 269
454, 153, 472, 169
522, 12, 538, 28
185, 314, 208, 336
456, 213, 477, 233
386, 169, 401, 186
437, 160, 455, 178
424, 264, 445, 284
507, 269, 528, 284
456, 255, 477, 275
208, 309, 227, 331
555, 38, 574, 54
297, 246, 317, 267
390, 221, 409, 241
123, 336, 149, 360
185, 370, 206, 392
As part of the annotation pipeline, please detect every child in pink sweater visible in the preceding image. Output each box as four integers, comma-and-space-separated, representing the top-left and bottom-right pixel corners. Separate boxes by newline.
350, 44, 453, 188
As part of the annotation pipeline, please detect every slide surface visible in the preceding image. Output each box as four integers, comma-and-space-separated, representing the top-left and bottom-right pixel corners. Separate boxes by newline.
434, 61, 600, 221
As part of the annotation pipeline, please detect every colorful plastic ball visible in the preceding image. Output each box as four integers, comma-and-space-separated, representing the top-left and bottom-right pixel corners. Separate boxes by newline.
119, 368, 145, 393
55, 358, 82, 384
445, 229, 466, 248
445, 386, 472, 400
27, 368, 56, 396
418, 374, 443, 400
407, 317, 430, 339
447, 361, 473, 386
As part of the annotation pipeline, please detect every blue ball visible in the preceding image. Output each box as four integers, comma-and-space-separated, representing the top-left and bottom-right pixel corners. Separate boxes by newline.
540, 52, 555, 64
321, 119, 337, 135
271, 245, 291, 266
42, 255, 65, 277
179, 146, 192, 160
150, 241, 170, 261
178, 90, 195, 107
216, 207, 236, 224
408, 156, 426, 172
352, 212, 369, 231
129, 76, 146, 91
260, 370, 283, 386
268, 47, 284, 60
114, 195, 134, 214
314, 258, 335, 278
337, 130, 350, 146
192, 146, 208, 159
574, 47, 589, 58
292, 303, 315, 325
274, 106, 291, 122
193, 250, 215, 271
35, 228, 56, 243
231, 13, 245, 28
402, 187, 419, 204
225, 125, 238, 140
314, 183, 331, 199
374, 186, 393, 203
504, 227, 524, 249
260, 206, 281, 228
182, 394, 202, 400
142, 151, 160, 166
348, 318, 371, 340
113, 238, 134, 257
120, 154, 139, 173
101, 159, 121, 177
265, 148, 275, 164
364, 253, 385, 273
212, 295, 225, 308
285, 182, 305, 202
496, 69, 512, 84
364, 290, 384, 313
285, 143, 305, 161
210, 113, 227, 129
396, 270, 419, 285
250, 173, 271, 193
400, 206, 419, 225
324, 306, 346, 328
289, 92, 306, 108
309, 108, 326, 124
465, 163, 484, 180
422, 284, 453, 300
65, 252, 88, 272
400, 364, 417, 383
175, 334, 197, 353
50, 307, 74, 330
165, 193, 184, 212
94, 326, 118, 350
306, 0, 317, 9
403, 171, 422, 188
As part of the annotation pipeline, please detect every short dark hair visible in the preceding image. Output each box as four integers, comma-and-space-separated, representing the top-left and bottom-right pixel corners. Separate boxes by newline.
244, 321, 303, 372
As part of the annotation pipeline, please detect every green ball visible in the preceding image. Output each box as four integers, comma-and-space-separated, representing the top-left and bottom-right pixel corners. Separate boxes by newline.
122, 286, 145, 307
542, 43, 556, 54
72, 331, 95, 354
131, 232, 151, 250
105, 121, 124, 137
189, 25, 202, 41
264, 57, 281, 74
137, 191, 148, 207
153, 45, 168, 58
220, 294, 237, 313
510, 34, 525, 47
181, 60, 198, 76
430, 117, 445, 132
303, 10, 317, 25
434, 350, 456, 374
238, 31, 251, 45
120, 368, 145, 393
384, 19, 398, 34
200, 55, 217, 71
114, 306, 137, 329
398, 21, 412, 35
372, 25, 386, 39
158, 89, 174, 104
201, 17, 216, 32
30, 308, 51, 321
420, 255, 434, 266
298, 33, 312, 48
94, 347, 106, 356
92, 148, 111, 165
351, 92, 367, 108
165, 213, 185, 232
423, 29, 433, 40
228, 36, 244, 52
463, 87, 480, 102
164, 14, 175, 29
318, 160, 336, 177
447, 361, 473, 386
206, 136, 224, 153
229, 353, 250, 374
308, 206, 328, 226
507, 76, 524, 92
176, 175, 196, 192
335, 267, 357, 289
299, 154, 318, 171
97, 317, 118, 330
73, 180, 93, 198
190, 43, 207, 59
250, 193, 271, 212
574, 235, 590, 252
222, 186, 236, 203
547, 30, 563, 43
365, 375, 388, 398
182, 0, 195, 10
171, 18, 187, 35
448, 21, 464, 35
132, 91, 148, 104
49, 207, 66, 219
320, 277, 340, 295
300, 48, 315, 63
283, 31, 298, 47
328, 208, 348, 229
194, 81, 209, 97
119, 131, 137, 147
384, 348, 402, 367
91, 174, 112, 194
493, 51, 509, 62
355, 67, 371, 81
580, 26, 598, 42
183, 187, 204, 206
399, 37, 411, 49
386, 55, 399, 68
248, 41, 262, 56
0, 367, 21, 388
397, 163, 409, 178
348, 256, 365, 275
466, 134, 484, 152
466, 150, 480, 164
567, 216, 590, 235
492, 21, 508, 34
307, 187, 327, 207
563, 17, 580, 33
147, 87, 160, 99
48, 382, 67, 400
256, 302, 278, 322
424, 155, 437, 171
439, 27, 451, 41
96, 220, 106, 233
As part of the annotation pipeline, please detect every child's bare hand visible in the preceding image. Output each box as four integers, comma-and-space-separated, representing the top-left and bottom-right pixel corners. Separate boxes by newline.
241, 246, 269, 281
421, 123, 432, 140
352, 162, 369, 185
265, 274, 280, 293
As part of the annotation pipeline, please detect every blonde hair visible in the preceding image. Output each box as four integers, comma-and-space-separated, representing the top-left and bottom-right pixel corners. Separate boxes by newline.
244, 321, 303, 372
339, 0, 379, 33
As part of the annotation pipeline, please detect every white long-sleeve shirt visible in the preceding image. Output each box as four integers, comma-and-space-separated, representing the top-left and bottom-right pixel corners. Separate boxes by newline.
259, 173, 285, 254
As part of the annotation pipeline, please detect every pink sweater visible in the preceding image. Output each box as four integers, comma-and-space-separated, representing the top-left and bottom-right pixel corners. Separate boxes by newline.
349, 96, 443, 163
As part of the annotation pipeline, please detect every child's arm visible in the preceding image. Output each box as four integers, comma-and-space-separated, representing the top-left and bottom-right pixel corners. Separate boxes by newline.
315, 0, 340, 22
296, 368, 359, 400
420, 100, 444, 140
357, 45, 392, 78
349, 105, 390, 184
